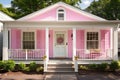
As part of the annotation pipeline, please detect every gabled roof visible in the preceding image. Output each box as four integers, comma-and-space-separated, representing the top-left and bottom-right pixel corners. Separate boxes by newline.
0, 11, 14, 21
18, 2, 106, 21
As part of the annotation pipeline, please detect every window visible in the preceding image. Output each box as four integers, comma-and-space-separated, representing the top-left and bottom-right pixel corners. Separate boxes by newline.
58, 9, 65, 20
23, 32, 35, 49
87, 32, 99, 49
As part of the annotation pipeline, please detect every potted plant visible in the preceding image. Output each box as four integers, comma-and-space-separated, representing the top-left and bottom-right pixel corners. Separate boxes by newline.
78, 65, 89, 75
36, 66, 44, 74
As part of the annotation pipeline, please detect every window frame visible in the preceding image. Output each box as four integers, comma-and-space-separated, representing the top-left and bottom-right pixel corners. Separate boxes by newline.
22, 31, 36, 49
57, 8, 66, 21
85, 30, 100, 50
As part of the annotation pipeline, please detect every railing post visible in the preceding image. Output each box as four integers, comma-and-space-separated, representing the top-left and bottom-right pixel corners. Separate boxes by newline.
74, 59, 78, 72
44, 58, 47, 72
26, 49, 28, 60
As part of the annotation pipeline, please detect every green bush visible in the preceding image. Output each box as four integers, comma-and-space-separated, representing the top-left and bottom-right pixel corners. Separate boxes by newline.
3, 60, 15, 71
98, 63, 108, 71
79, 65, 88, 70
36, 66, 43, 72
110, 61, 119, 71
29, 62, 37, 71
0, 61, 4, 70
89, 64, 98, 70
18, 63, 26, 71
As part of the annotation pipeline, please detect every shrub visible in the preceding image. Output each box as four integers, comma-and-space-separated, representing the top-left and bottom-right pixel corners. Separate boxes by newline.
29, 62, 37, 71
3, 60, 15, 71
24, 67, 30, 72
98, 63, 108, 71
0, 61, 4, 70
36, 66, 43, 72
110, 61, 119, 71
79, 65, 88, 70
89, 64, 98, 70
17, 63, 26, 71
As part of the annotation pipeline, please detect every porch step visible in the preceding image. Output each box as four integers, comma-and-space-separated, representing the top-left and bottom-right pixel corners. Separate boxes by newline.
46, 60, 74, 73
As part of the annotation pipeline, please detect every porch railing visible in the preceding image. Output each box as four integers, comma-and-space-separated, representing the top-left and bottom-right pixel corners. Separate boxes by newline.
8, 49, 45, 60
76, 49, 113, 60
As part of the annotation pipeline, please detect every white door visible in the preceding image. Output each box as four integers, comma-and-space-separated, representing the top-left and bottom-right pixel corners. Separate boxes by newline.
54, 31, 67, 57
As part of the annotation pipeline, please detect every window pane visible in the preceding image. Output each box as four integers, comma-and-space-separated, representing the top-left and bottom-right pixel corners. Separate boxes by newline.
23, 32, 35, 49
87, 32, 99, 49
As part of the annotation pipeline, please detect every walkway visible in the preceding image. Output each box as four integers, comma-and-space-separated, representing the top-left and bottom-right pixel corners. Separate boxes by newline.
45, 73, 77, 80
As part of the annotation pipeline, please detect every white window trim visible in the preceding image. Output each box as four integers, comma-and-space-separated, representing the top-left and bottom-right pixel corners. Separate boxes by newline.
56, 7, 66, 21
85, 30, 100, 50
21, 30, 36, 49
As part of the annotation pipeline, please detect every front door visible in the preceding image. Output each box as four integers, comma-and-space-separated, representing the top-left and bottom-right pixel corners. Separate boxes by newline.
54, 31, 67, 57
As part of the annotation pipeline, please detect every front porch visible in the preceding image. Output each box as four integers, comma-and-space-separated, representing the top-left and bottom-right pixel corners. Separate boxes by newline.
3, 21, 118, 62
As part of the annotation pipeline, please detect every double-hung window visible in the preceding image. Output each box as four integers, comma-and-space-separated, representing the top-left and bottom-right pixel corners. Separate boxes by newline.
23, 32, 35, 49
87, 32, 99, 49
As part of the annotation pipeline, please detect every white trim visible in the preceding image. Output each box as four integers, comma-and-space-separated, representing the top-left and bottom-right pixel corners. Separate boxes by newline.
53, 29, 68, 58
17, 2, 105, 21
73, 28, 76, 61
113, 27, 118, 60
85, 30, 100, 50
9, 29, 11, 49
56, 7, 66, 21
46, 28, 49, 61
21, 30, 36, 49
3, 28, 8, 60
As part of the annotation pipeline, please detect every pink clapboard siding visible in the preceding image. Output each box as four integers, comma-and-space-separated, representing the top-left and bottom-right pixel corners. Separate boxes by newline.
29, 6, 96, 21
11, 29, 21, 49
68, 30, 73, 58
37, 30, 45, 49
76, 30, 85, 49
49, 30, 53, 58
100, 30, 110, 52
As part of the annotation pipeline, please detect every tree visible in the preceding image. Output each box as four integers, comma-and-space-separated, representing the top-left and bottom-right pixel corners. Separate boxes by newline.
0, 4, 15, 18
86, 0, 120, 20
11, 0, 81, 19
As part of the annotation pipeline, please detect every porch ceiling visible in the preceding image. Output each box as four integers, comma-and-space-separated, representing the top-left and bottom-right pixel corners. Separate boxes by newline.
2, 21, 120, 29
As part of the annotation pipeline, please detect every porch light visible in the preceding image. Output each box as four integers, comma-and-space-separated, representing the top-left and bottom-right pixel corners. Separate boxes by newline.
71, 33, 73, 39
49, 34, 50, 38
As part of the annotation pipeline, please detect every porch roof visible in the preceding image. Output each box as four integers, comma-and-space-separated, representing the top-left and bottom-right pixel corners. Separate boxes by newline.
1, 21, 120, 29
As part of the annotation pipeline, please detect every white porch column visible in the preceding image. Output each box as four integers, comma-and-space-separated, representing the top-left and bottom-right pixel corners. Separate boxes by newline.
46, 28, 49, 61
3, 28, 8, 60
113, 27, 118, 60
73, 28, 76, 61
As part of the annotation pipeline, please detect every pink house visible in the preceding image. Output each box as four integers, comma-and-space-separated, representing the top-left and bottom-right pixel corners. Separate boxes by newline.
2, 2, 120, 72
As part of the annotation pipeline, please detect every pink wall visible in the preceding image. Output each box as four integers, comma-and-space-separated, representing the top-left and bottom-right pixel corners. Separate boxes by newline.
76, 30, 85, 49
37, 30, 45, 49
29, 6, 96, 21
11, 29, 21, 49
49, 30, 53, 58
68, 30, 73, 58
100, 30, 110, 52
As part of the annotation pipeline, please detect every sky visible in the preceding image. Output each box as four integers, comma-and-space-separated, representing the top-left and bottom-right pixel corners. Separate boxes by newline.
0, 0, 95, 9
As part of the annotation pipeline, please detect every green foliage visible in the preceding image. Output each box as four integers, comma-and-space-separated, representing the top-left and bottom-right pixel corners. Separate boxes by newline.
86, 0, 120, 20
36, 66, 44, 72
89, 64, 98, 70
79, 65, 88, 70
24, 67, 30, 72
98, 63, 108, 71
110, 61, 119, 71
0, 61, 4, 70
29, 62, 37, 71
3, 60, 15, 71
17, 63, 27, 71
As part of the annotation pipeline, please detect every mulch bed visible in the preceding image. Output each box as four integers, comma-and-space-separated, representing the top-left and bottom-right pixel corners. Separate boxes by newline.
0, 71, 45, 80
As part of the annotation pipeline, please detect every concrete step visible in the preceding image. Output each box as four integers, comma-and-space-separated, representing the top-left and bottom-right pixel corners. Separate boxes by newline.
48, 64, 74, 68
47, 62, 74, 73
47, 67, 74, 71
